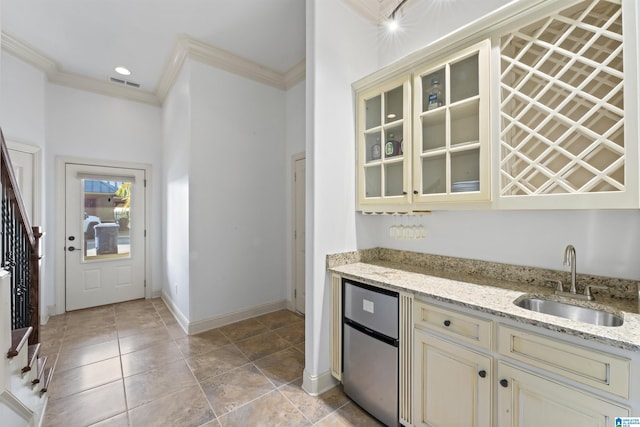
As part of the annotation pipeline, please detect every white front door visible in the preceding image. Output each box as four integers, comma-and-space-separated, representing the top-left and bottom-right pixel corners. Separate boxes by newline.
65, 163, 146, 311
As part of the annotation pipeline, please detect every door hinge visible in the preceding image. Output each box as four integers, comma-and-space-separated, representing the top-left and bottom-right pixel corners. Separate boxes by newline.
144, 280, 147, 288
294, 230, 297, 239
294, 289, 297, 298
144, 179, 147, 187
144, 229, 147, 237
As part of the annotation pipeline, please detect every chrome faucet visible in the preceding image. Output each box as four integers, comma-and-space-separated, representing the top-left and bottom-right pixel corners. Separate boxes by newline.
563, 244, 577, 294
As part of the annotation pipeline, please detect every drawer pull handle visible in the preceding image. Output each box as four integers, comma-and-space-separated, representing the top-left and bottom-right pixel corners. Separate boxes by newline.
500, 379, 509, 388
478, 370, 486, 378
443, 320, 451, 327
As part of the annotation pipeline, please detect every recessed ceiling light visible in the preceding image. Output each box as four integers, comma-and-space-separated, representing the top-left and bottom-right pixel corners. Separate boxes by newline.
115, 67, 131, 76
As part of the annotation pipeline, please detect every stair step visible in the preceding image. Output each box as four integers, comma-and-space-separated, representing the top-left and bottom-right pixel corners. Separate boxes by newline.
22, 343, 41, 374
7, 327, 32, 358
31, 355, 47, 386
40, 366, 54, 395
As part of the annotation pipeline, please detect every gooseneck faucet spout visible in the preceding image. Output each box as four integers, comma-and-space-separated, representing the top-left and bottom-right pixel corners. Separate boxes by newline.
563, 245, 577, 294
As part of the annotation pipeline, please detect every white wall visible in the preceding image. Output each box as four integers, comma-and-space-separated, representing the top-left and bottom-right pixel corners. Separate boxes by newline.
161, 63, 192, 319
0, 52, 48, 319
188, 61, 287, 323
46, 83, 163, 312
285, 80, 306, 303
304, 0, 378, 393
355, 0, 640, 282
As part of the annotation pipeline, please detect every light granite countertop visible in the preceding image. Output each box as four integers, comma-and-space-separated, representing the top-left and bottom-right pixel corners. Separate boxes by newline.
330, 260, 640, 352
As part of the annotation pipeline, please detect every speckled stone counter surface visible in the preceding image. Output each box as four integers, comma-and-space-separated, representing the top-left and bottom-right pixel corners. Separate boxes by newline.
328, 248, 640, 352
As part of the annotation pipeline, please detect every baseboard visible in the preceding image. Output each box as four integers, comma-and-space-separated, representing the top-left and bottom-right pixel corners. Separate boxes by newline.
160, 291, 189, 334
187, 299, 289, 335
151, 290, 162, 298
301, 368, 338, 396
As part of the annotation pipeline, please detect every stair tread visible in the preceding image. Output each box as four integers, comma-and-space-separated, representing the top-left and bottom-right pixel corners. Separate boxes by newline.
7, 327, 32, 358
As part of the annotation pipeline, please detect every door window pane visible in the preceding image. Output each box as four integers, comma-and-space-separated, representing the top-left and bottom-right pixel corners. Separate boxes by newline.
83, 179, 131, 261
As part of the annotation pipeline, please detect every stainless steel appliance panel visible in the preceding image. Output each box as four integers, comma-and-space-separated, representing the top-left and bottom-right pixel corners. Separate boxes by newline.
344, 281, 399, 339
343, 324, 399, 427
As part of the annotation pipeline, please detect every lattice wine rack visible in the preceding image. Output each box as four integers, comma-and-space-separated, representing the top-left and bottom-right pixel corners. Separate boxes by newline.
499, 0, 624, 197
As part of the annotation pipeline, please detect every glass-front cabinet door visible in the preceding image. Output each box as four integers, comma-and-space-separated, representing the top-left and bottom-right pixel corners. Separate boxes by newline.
357, 77, 412, 210
412, 40, 491, 205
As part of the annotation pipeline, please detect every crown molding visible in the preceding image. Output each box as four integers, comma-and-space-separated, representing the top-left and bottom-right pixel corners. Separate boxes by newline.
2, 31, 305, 107
1, 31, 160, 106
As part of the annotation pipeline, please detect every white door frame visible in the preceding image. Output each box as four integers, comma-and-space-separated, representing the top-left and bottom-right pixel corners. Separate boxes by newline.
6, 140, 42, 226
291, 152, 305, 314
55, 156, 152, 315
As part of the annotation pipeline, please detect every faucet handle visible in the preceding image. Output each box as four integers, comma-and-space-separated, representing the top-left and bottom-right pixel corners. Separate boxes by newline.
547, 279, 564, 293
584, 284, 607, 300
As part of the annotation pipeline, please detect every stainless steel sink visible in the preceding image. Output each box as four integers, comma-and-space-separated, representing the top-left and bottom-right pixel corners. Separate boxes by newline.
514, 296, 624, 327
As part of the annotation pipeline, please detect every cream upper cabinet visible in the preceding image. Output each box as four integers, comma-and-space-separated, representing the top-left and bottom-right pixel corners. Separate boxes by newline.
356, 77, 412, 212
495, 0, 639, 209
413, 40, 491, 206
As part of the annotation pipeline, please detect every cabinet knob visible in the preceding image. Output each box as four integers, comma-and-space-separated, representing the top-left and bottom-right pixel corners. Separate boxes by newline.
478, 370, 487, 378
500, 379, 509, 388
413, 190, 419, 195
403, 191, 407, 195
443, 320, 451, 327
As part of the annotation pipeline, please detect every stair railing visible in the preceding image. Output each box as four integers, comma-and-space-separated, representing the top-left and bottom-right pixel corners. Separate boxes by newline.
0, 129, 42, 344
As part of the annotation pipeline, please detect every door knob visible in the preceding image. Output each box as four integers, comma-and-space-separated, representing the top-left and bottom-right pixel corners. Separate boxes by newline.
67, 246, 76, 252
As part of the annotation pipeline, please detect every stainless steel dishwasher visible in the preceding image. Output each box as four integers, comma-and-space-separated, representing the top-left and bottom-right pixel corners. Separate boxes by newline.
343, 279, 399, 427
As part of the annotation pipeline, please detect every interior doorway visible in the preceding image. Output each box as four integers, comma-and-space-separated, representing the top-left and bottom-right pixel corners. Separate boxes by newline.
292, 153, 305, 314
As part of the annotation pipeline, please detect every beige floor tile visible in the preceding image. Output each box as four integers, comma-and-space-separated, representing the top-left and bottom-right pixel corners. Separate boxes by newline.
88, 412, 130, 427
175, 329, 230, 358
279, 380, 350, 424
165, 322, 188, 339
255, 309, 303, 330
200, 363, 275, 416
121, 340, 182, 377
217, 390, 310, 426
118, 325, 171, 354
43, 380, 126, 427
65, 313, 116, 333
47, 356, 122, 400
55, 339, 120, 373
128, 384, 215, 427
62, 325, 118, 350
254, 347, 305, 386
186, 345, 249, 382
124, 359, 198, 409
313, 402, 384, 427
217, 318, 269, 342
234, 331, 291, 361
274, 320, 305, 344
294, 340, 305, 353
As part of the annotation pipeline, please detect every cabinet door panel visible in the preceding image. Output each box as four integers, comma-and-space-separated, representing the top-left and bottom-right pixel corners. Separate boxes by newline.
414, 330, 491, 427
498, 362, 629, 427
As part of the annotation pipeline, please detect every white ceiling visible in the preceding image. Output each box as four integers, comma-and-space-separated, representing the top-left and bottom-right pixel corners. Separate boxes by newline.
1, 0, 410, 100
1, 0, 307, 92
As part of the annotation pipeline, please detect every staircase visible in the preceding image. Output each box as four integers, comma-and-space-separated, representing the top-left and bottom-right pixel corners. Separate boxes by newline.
0, 128, 51, 426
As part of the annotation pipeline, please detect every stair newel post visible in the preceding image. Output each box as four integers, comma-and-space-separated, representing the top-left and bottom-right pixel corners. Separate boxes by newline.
29, 226, 42, 345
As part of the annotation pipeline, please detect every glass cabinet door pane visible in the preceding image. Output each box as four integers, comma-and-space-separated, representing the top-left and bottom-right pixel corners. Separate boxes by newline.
450, 100, 480, 146
422, 155, 446, 194
384, 124, 404, 159
365, 132, 382, 163
365, 166, 382, 198
365, 95, 382, 129
385, 163, 404, 196
385, 86, 404, 123
450, 53, 479, 103
422, 110, 446, 152
451, 149, 480, 191
422, 68, 446, 112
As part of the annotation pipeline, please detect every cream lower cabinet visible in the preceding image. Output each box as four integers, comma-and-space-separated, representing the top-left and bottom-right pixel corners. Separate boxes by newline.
413, 329, 492, 427
497, 362, 629, 427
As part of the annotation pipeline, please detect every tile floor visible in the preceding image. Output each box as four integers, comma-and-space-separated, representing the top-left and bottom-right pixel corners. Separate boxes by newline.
40, 298, 383, 427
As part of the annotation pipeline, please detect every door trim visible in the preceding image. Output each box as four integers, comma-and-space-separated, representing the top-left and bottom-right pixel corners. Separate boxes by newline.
55, 156, 152, 315
291, 152, 305, 314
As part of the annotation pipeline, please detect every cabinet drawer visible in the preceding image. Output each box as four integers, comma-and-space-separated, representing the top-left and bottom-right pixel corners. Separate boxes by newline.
414, 300, 492, 350
497, 324, 630, 399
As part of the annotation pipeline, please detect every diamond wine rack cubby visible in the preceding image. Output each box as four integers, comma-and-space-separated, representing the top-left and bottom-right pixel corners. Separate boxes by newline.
499, 0, 624, 197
